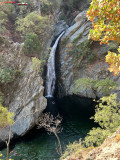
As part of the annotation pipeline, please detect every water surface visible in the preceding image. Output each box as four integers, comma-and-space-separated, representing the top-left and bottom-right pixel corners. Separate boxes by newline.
2, 96, 96, 160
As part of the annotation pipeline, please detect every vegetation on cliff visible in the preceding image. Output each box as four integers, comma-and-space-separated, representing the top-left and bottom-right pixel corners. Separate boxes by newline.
73, 78, 118, 96
61, 93, 120, 159
0, 0, 120, 159
61, 0, 120, 159
86, 0, 120, 75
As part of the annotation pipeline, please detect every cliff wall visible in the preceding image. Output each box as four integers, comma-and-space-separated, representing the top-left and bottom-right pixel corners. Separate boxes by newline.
57, 10, 120, 98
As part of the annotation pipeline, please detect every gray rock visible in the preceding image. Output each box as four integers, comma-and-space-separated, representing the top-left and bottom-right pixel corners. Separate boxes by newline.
58, 9, 120, 98
0, 42, 47, 143
75, 10, 87, 22
54, 20, 69, 37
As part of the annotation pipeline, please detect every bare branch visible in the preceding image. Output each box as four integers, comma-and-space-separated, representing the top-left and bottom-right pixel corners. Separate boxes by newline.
37, 112, 63, 155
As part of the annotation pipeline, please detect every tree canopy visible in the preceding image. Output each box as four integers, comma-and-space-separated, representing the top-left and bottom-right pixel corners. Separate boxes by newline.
86, 0, 120, 75
0, 103, 14, 129
86, 0, 120, 44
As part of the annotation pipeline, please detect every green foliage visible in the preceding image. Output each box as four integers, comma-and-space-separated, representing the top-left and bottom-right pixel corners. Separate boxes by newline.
60, 140, 84, 160
0, 103, 14, 128
0, 67, 16, 84
31, 57, 41, 74
93, 94, 120, 131
61, 37, 69, 46
73, 78, 118, 96
94, 78, 118, 95
0, 91, 4, 104
72, 33, 83, 44
88, 51, 96, 63
86, 0, 120, 44
41, 0, 59, 14
70, 39, 92, 56
108, 42, 119, 52
61, 93, 120, 157
69, 39, 93, 67
73, 78, 95, 94
84, 93, 120, 147
0, 36, 9, 47
22, 33, 42, 56
16, 12, 49, 36
0, 11, 7, 33
84, 127, 110, 147
0, 1, 14, 33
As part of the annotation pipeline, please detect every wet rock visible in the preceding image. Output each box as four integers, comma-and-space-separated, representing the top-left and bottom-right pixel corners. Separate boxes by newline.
54, 20, 69, 37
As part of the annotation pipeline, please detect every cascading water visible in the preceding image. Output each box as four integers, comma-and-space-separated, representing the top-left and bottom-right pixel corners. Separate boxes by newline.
46, 31, 65, 97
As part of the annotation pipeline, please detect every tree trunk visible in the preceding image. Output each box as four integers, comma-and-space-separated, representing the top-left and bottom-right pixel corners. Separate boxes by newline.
6, 125, 11, 160
54, 132, 62, 155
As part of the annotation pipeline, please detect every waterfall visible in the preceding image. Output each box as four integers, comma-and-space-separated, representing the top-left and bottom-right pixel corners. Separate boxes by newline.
46, 31, 65, 97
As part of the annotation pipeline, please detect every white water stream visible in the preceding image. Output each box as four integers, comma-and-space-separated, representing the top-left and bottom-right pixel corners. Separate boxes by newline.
46, 31, 65, 97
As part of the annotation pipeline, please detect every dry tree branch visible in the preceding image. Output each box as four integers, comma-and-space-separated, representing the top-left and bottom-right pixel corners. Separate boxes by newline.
37, 112, 63, 155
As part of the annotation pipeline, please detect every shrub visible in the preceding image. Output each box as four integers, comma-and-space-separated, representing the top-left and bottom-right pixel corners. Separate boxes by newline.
73, 78, 118, 96
31, 57, 41, 74
22, 33, 42, 56
84, 93, 120, 147
60, 140, 84, 160
41, 0, 59, 14
72, 33, 83, 43
70, 39, 92, 56
94, 78, 118, 95
16, 12, 49, 36
68, 39, 93, 68
61, 37, 69, 46
0, 91, 4, 104
84, 127, 110, 147
88, 51, 96, 63
73, 78, 96, 94
0, 103, 14, 128
0, 67, 16, 84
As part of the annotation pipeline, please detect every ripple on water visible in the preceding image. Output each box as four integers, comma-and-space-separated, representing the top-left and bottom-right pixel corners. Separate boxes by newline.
1, 96, 96, 160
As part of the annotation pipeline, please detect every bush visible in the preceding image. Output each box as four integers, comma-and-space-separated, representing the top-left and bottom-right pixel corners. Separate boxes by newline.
0, 103, 14, 128
31, 57, 41, 74
84, 127, 110, 147
68, 39, 93, 68
84, 93, 120, 147
94, 78, 118, 95
72, 33, 83, 44
73, 78, 118, 96
60, 140, 84, 160
0, 91, 4, 104
22, 33, 42, 56
73, 78, 96, 94
16, 12, 49, 36
0, 67, 16, 84
88, 51, 96, 63
61, 93, 120, 158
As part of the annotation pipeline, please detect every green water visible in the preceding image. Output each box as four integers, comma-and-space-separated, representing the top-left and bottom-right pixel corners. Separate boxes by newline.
2, 96, 96, 160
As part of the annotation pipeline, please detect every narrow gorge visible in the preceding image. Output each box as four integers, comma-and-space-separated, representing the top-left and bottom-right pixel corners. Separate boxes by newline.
0, 0, 120, 160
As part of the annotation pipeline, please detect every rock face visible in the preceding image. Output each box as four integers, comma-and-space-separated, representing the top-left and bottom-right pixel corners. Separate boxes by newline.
0, 42, 47, 142
0, 2, 68, 142
57, 10, 120, 98
54, 20, 69, 38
